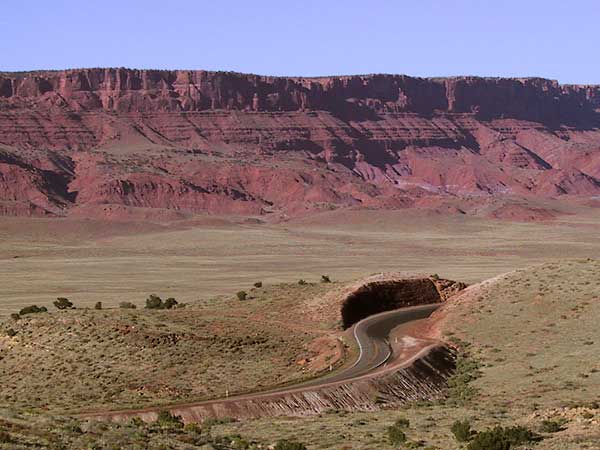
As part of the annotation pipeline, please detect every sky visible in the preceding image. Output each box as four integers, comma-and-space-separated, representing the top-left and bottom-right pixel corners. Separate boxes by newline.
1, 0, 599, 84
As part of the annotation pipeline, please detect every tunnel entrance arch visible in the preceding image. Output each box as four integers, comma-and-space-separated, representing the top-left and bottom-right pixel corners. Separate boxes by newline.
340, 278, 442, 329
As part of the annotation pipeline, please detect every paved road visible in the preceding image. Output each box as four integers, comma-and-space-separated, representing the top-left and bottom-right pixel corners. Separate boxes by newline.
82, 303, 441, 418
285, 303, 441, 389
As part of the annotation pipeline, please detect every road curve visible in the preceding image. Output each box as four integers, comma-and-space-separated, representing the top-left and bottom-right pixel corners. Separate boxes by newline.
82, 303, 441, 419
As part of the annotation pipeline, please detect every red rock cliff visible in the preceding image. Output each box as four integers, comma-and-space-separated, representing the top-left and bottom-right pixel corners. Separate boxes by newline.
0, 69, 599, 219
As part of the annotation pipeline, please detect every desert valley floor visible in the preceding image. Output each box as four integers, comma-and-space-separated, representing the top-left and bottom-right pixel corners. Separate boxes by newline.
1, 207, 599, 314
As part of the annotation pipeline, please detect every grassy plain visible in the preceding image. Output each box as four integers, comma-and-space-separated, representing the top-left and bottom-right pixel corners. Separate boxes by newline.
1, 207, 599, 315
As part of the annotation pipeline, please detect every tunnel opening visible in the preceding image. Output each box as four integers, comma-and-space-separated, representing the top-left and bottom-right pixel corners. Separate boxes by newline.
340, 279, 442, 329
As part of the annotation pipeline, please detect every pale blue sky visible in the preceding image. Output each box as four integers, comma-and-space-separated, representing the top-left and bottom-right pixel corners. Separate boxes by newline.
1, 0, 599, 84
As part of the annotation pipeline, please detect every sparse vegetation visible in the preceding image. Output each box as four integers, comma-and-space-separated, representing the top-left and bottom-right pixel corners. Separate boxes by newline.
540, 419, 566, 433
254, 281, 263, 288
0, 282, 334, 411
387, 419, 408, 446
5, 328, 17, 337
466, 426, 542, 450
144, 294, 179, 309
54, 297, 73, 310
94, 301, 102, 310
298, 279, 307, 285
274, 440, 308, 450
446, 351, 481, 405
145, 294, 164, 309
237, 290, 248, 301
119, 301, 137, 309
163, 297, 178, 309
451, 419, 473, 442
18, 304, 47, 315
321, 275, 331, 283
155, 410, 184, 429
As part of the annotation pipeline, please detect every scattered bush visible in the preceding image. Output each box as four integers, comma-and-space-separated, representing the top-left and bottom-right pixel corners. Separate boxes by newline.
143, 294, 180, 309
274, 440, 308, 450
387, 420, 408, 446
146, 294, 164, 309
0, 431, 12, 443
10, 313, 20, 321
540, 419, 566, 433
298, 279, 307, 285
237, 291, 248, 301
430, 273, 440, 280
155, 410, 184, 429
5, 328, 17, 337
163, 297, 178, 309
183, 422, 202, 433
394, 417, 410, 429
321, 275, 331, 283
119, 302, 137, 309
19, 305, 47, 315
446, 352, 481, 404
94, 301, 102, 310
451, 419, 473, 442
253, 281, 262, 288
130, 417, 145, 427
54, 297, 73, 310
467, 426, 541, 450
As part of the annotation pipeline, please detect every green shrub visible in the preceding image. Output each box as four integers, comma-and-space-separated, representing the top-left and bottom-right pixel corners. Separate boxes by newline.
130, 417, 145, 427
446, 352, 481, 404
430, 273, 440, 280
253, 281, 262, 288
394, 417, 410, 429
321, 275, 331, 283
19, 305, 47, 315
155, 410, 184, 429
54, 297, 74, 310
5, 328, 17, 337
540, 419, 565, 433
119, 302, 137, 309
94, 301, 102, 310
467, 426, 542, 450
183, 422, 202, 433
145, 294, 164, 309
237, 291, 248, 301
274, 440, 308, 450
451, 419, 473, 442
163, 297, 178, 309
387, 421, 408, 446
0, 431, 12, 443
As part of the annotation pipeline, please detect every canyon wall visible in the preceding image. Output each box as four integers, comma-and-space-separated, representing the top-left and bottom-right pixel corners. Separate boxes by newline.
1, 69, 599, 219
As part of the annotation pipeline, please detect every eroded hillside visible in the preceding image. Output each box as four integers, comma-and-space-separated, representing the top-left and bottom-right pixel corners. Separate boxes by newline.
1, 70, 599, 219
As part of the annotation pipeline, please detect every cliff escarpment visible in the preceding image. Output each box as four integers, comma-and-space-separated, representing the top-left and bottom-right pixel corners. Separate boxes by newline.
1, 69, 599, 219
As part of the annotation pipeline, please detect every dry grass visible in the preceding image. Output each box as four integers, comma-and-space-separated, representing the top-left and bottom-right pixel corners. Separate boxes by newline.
211, 259, 600, 449
0, 282, 339, 413
1, 207, 600, 315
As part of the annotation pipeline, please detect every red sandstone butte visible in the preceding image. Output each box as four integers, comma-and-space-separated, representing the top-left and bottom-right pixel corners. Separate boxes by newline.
0, 69, 599, 219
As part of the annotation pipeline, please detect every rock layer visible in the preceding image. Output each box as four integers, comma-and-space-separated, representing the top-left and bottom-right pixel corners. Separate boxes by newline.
1, 69, 599, 219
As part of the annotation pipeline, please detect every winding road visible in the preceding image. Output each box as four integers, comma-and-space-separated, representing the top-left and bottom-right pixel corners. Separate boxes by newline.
82, 303, 441, 420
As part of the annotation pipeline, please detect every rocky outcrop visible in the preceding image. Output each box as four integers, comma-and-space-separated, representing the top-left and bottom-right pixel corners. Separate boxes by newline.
1, 69, 599, 219
1, 70, 599, 123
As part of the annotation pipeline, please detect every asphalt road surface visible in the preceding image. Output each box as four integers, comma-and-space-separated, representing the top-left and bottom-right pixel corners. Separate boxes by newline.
286, 303, 441, 389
